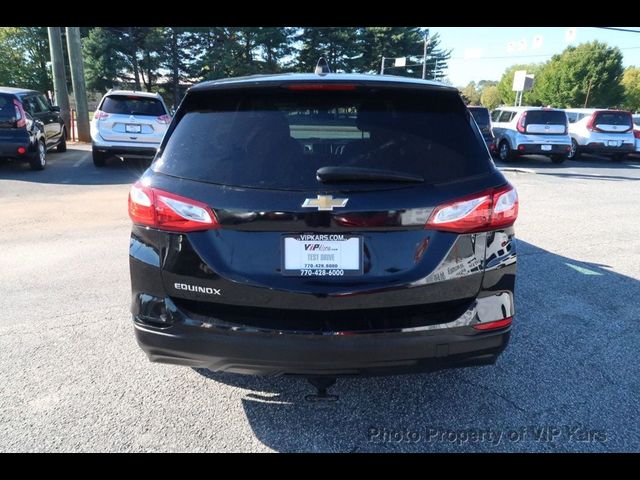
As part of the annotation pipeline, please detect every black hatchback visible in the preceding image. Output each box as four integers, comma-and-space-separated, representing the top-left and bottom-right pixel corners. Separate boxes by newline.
129, 71, 518, 382
0, 87, 66, 170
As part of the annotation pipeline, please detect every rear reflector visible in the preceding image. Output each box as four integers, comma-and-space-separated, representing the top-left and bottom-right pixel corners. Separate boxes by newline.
17, 146, 26, 155
517, 145, 525, 151
286, 83, 357, 91
426, 184, 518, 234
128, 181, 219, 232
473, 317, 512, 331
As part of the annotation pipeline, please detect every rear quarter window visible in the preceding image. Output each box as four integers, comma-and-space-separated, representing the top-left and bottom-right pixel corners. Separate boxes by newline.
155, 86, 493, 191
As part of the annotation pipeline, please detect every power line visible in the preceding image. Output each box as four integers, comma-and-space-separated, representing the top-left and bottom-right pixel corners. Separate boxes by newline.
595, 27, 640, 34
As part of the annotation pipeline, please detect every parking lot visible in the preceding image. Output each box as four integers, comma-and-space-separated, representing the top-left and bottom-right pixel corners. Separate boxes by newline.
1, 145, 639, 452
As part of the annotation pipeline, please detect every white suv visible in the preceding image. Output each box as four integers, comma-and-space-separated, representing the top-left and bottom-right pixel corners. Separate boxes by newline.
90, 90, 171, 167
490, 107, 571, 163
565, 108, 635, 161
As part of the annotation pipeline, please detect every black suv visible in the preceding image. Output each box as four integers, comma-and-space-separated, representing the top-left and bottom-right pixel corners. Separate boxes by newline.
129, 71, 518, 384
0, 87, 66, 170
468, 106, 496, 155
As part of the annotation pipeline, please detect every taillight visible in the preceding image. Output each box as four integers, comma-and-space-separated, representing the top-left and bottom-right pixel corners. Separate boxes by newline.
156, 114, 171, 124
634, 130, 640, 139
94, 110, 109, 120
516, 112, 527, 133
425, 184, 518, 234
586, 113, 599, 132
128, 181, 219, 232
13, 99, 26, 128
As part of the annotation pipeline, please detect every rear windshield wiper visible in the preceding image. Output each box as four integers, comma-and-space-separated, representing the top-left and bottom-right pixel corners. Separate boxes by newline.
316, 166, 424, 184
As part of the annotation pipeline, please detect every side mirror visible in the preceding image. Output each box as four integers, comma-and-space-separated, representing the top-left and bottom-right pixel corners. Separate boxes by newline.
51, 105, 61, 112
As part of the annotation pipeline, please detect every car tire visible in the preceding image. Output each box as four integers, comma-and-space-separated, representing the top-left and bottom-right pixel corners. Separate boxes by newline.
551, 155, 567, 164
92, 148, 107, 167
29, 140, 46, 171
498, 140, 514, 162
56, 130, 67, 153
567, 138, 580, 160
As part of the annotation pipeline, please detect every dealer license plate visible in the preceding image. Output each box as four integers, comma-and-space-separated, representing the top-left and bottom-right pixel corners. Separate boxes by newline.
282, 234, 362, 276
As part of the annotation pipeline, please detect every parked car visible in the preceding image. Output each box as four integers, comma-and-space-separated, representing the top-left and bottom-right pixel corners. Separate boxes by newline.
468, 106, 496, 155
90, 90, 171, 167
490, 106, 571, 163
632, 114, 640, 154
128, 66, 518, 389
565, 108, 635, 161
0, 86, 66, 170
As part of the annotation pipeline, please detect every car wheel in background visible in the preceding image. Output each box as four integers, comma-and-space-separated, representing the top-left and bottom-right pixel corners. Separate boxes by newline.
567, 138, 580, 160
498, 140, 513, 162
92, 147, 107, 167
29, 140, 46, 171
56, 130, 67, 153
551, 155, 567, 164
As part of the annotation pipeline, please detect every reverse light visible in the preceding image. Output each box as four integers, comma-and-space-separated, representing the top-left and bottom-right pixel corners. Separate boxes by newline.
13, 99, 26, 128
94, 110, 109, 120
128, 181, 219, 232
425, 184, 519, 234
156, 114, 171, 124
473, 317, 513, 331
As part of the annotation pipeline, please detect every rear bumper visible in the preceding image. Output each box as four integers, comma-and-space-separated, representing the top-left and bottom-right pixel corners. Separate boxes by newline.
579, 142, 634, 155
0, 133, 31, 159
92, 143, 158, 158
134, 315, 511, 376
516, 143, 570, 155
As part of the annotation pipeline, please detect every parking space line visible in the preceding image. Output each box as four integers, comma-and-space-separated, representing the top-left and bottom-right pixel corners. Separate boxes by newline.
73, 154, 89, 168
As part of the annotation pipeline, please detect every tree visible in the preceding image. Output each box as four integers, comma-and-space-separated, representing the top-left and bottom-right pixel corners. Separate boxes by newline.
497, 63, 544, 106
0, 27, 51, 92
481, 85, 501, 110
535, 41, 624, 108
621, 66, 640, 113
83, 27, 126, 92
295, 28, 362, 73
460, 81, 481, 105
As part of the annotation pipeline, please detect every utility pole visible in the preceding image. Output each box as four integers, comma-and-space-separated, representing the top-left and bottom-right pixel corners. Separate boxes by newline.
47, 27, 71, 138
65, 27, 90, 142
422, 31, 430, 80
584, 78, 594, 108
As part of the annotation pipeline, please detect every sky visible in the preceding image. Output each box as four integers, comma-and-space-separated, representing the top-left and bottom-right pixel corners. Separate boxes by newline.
430, 27, 640, 87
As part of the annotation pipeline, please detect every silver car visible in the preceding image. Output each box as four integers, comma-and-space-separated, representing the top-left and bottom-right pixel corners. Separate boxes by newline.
633, 115, 640, 154
565, 108, 635, 161
90, 90, 171, 167
490, 107, 571, 164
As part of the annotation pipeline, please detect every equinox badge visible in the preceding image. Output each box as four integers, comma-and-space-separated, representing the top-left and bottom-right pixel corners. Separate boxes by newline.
302, 195, 348, 211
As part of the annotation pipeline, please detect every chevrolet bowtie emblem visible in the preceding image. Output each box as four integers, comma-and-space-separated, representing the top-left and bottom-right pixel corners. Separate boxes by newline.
302, 195, 348, 211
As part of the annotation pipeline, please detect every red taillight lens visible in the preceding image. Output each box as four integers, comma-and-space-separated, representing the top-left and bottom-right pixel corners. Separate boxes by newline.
94, 110, 109, 120
425, 184, 518, 234
13, 99, 26, 128
634, 130, 640, 139
586, 113, 599, 132
128, 181, 219, 232
156, 114, 171, 124
285, 83, 357, 91
516, 112, 527, 133
473, 317, 512, 331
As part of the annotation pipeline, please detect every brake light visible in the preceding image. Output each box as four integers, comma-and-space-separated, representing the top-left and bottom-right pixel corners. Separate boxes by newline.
473, 317, 512, 331
128, 181, 219, 232
586, 113, 600, 132
94, 110, 109, 120
516, 112, 527, 133
156, 114, 171, 124
634, 130, 640, 139
286, 83, 357, 91
13, 99, 26, 128
425, 184, 518, 234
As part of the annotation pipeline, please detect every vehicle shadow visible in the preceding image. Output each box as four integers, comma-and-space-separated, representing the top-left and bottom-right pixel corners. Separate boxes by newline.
0, 146, 149, 186
193, 240, 640, 452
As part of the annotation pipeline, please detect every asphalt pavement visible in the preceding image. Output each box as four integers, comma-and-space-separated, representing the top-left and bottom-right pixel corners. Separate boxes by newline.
0, 146, 639, 452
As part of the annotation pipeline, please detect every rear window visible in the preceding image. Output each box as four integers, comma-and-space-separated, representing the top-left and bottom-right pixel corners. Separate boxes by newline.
155, 87, 492, 191
524, 110, 566, 125
634, 116, 640, 127
594, 111, 632, 127
468, 107, 490, 127
100, 95, 165, 116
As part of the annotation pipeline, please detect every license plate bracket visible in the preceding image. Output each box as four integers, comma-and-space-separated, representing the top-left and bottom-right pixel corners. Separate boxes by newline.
282, 234, 363, 276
